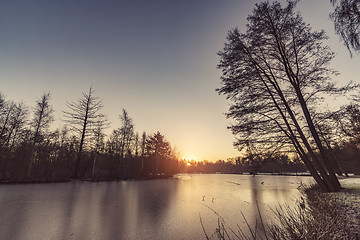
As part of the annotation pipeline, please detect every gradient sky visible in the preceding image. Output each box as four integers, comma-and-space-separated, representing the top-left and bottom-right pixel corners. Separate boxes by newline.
0, 0, 359, 161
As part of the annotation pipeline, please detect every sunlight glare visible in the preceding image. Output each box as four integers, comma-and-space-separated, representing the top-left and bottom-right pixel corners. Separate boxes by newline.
182, 154, 197, 162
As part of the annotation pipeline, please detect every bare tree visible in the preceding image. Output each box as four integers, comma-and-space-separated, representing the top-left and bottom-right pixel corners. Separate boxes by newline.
118, 109, 134, 158
0, 101, 16, 145
332, 103, 360, 143
0, 101, 28, 178
330, 0, 360, 56
0, 92, 5, 114
31, 93, 54, 145
133, 132, 139, 157
28, 92, 54, 176
217, 1, 352, 191
90, 115, 109, 176
63, 87, 104, 178
141, 131, 147, 157
3, 102, 29, 150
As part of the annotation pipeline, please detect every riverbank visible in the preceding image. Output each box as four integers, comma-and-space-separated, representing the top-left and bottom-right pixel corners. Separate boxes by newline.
213, 176, 360, 239
329, 177, 360, 237
0, 173, 175, 184
268, 176, 360, 239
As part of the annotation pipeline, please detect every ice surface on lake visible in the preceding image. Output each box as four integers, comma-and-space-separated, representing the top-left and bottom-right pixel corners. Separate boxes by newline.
0, 174, 313, 240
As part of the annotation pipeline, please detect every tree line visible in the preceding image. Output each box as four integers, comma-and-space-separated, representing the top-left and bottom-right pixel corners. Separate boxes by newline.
1, 84, 359, 184
180, 154, 307, 175
0, 88, 179, 182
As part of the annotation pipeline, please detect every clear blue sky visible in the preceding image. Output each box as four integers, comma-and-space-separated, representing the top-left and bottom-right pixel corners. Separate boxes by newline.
0, 0, 358, 161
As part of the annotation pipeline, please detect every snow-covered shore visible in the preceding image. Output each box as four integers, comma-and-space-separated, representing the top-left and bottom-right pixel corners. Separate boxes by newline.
329, 177, 360, 237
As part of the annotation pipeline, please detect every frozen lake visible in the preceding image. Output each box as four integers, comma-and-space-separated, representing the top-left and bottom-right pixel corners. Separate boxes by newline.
0, 174, 313, 240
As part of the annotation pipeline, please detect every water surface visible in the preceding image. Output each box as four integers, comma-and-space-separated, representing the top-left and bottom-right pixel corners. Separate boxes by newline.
0, 174, 313, 239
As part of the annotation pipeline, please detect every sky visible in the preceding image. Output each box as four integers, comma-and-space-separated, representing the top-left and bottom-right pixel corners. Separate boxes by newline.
0, 0, 359, 162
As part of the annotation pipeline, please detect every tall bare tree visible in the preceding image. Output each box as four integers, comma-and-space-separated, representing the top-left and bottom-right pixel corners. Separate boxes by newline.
118, 109, 134, 158
141, 131, 147, 157
0, 101, 16, 146
28, 92, 54, 176
63, 87, 104, 178
133, 132, 139, 157
217, 0, 352, 191
31, 93, 54, 145
3, 102, 28, 150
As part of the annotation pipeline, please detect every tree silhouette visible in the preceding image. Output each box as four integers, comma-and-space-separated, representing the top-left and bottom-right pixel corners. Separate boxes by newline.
146, 131, 171, 174
63, 87, 105, 178
140, 131, 147, 157
217, 0, 350, 191
31, 93, 54, 144
90, 115, 109, 177
0, 97, 13, 145
333, 104, 360, 143
330, 0, 360, 56
118, 109, 134, 159
3, 102, 28, 151
28, 92, 54, 177
0, 93, 5, 116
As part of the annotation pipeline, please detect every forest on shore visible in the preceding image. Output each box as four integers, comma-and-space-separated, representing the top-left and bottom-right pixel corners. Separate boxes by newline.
0, 87, 360, 183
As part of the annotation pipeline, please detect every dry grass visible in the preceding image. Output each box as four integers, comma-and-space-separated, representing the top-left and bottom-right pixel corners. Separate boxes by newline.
204, 184, 360, 240
268, 185, 357, 239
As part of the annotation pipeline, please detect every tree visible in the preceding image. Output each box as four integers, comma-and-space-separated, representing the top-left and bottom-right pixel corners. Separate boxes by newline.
146, 131, 172, 174
90, 115, 109, 176
330, 0, 360, 56
109, 109, 135, 159
118, 109, 134, 158
133, 132, 139, 157
3, 102, 29, 150
31, 93, 54, 145
0, 92, 5, 115
28, 92, 54, 177
335, 104, 360, 143
63, 87, 105, 178
140, 131, 147, 157
217, 1, 350, 191
0, 101, 16, 146
0, 101, 29, 178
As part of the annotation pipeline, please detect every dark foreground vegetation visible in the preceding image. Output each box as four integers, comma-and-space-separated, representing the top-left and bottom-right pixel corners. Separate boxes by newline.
207, 181, 360, 240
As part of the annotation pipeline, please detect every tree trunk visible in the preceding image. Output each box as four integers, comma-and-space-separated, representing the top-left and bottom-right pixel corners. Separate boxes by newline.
294, 86, 341, 190
74, 103, 89, 179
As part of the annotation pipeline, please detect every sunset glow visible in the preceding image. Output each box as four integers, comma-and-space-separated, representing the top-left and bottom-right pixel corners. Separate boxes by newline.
182, 155, 198, 162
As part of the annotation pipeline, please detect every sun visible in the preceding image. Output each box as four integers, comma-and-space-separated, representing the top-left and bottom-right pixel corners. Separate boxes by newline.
182, 154, 197, 167
181, 154, 197, 162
